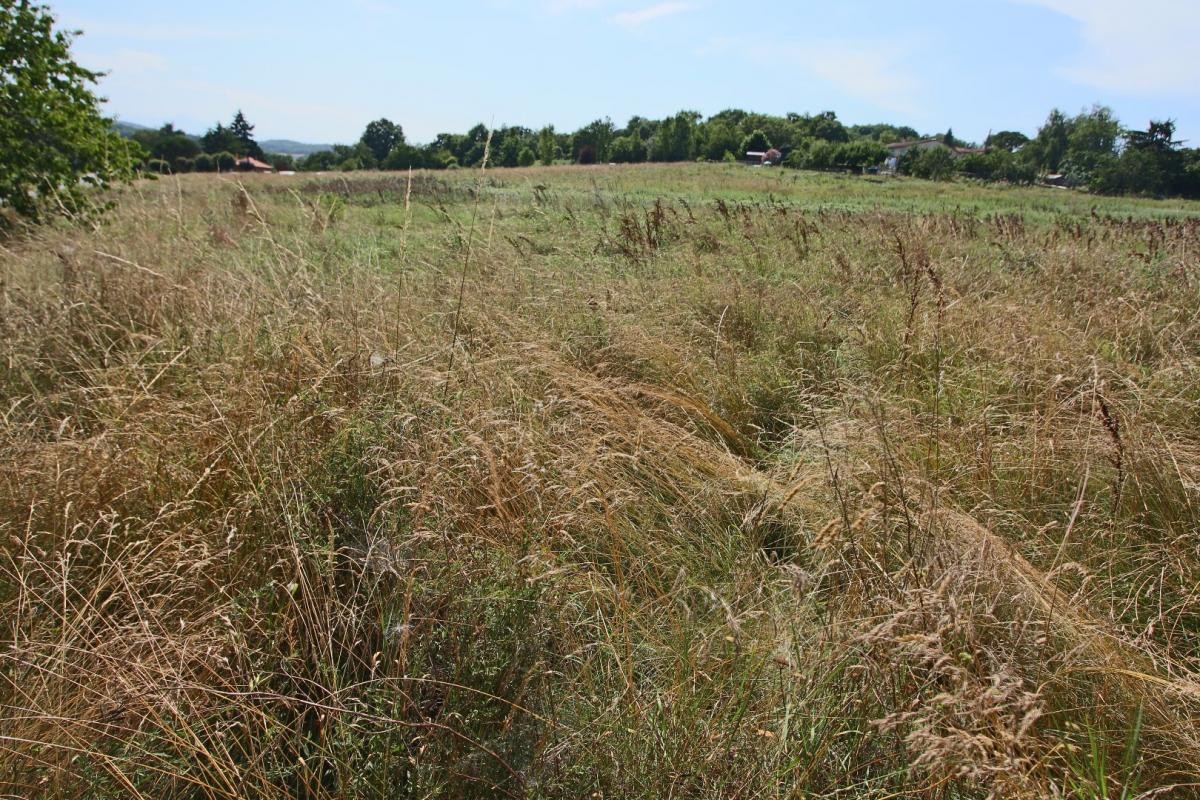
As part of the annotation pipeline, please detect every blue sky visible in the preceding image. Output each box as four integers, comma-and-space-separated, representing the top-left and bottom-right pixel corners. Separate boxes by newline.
56, 0, 1200, 146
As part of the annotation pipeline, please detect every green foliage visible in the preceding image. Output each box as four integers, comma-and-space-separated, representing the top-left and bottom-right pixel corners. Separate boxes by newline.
795, 110, 849, 143
956, 148, 1035, 184
833, 139, 887, 171
900, 146, 956, 180
193, 153, 215, 172
986, 130, 1030, 152
380, 143, 424, 170
131, 123, 201, 163
537, 125, 556, 165
0, 1, 136, 229
607, 135, 647, 163
739, 129, 770, 154
300, 149, 337, 171
229, 110, 263, 158
1026, 108, 1071, 173
650, 110, 700, 161
701, 119, 741, 161
202, 112, 262, 157
201, 123, 239, 155
517, 146, 535, 167
359, 118, 403, 163
213, 151, 236, 171
785, 139, 884, 172
572, 117, 615, 164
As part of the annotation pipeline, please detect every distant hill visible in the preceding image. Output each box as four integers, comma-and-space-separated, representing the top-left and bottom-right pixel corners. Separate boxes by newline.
113, 120, 154, 137
112, 121, 334, 156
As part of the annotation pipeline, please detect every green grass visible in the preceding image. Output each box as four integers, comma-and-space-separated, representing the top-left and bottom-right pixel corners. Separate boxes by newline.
2, 163, 1199, 799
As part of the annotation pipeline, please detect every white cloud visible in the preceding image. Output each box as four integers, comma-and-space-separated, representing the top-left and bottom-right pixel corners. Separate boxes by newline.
611, 2, 693, 28
700, 36, 920, 114
1013, 0, 1200, 94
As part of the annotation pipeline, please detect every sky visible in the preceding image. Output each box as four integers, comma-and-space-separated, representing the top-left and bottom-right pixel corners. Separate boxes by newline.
54, 0, 1200, 147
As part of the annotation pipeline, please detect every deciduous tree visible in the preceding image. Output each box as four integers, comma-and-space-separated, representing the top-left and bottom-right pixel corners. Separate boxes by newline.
0, 1, 136, 228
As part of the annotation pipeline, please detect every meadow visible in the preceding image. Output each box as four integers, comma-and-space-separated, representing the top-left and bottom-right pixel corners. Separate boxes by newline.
2, 162, 1200, 798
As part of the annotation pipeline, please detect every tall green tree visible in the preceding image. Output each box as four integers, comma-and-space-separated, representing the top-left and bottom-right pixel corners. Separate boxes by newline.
228, 110, 263, 158
360, 118, 404, 163
0, 1, 136, 228
537, 125, 556, 165
1025, 109, 1071, 173
572, 118, 615, 164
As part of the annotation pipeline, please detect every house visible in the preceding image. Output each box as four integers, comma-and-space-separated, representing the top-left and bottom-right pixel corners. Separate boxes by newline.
235, 156, 274, 173
744, 149, 783, 166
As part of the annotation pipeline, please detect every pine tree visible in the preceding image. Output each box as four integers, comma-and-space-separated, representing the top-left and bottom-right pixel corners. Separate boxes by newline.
229, 110, 263, 158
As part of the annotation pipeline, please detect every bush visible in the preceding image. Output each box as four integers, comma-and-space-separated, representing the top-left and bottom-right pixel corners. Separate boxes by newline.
900, 146, 955, 180
172, 156, 194, 174
146, 158, 171, 174
957, 150, 1036, 185
517, 147, 536, 167
214, 151, 236, 171
833, 140, 887, 172
194, 153, 216, 172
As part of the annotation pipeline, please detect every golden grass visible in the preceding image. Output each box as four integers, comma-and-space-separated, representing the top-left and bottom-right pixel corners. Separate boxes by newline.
1, 166, 1199, 798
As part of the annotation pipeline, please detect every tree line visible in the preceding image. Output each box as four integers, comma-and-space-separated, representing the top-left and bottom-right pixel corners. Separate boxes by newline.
140, 105, 1199, 199
6, 0, 1200, 236
128, 110, 267, 174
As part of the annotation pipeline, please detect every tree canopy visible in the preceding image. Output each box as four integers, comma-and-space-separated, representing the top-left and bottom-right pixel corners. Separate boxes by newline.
0, 0, 136, 229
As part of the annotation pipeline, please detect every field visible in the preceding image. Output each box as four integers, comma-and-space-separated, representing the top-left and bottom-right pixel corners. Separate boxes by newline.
2, 162, 1200, 798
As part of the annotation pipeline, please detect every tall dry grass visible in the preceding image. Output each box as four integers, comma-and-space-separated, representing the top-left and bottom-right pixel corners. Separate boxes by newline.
1, 165, 1199, 798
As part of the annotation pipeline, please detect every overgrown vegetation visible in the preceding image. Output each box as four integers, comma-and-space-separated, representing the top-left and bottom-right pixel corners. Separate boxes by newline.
2, 163, 1200, 798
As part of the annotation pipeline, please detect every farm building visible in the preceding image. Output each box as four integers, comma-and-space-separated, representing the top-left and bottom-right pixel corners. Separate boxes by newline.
235, 156, 274, 173
744, 149, 783, 166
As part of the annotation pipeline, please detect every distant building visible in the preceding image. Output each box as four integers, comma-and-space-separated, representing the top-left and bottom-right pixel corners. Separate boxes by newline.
235, 156, 274, 173
744, 149, 783, 166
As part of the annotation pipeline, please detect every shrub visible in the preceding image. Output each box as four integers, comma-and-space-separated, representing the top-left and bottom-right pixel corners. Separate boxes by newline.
900, 146, 956, 180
